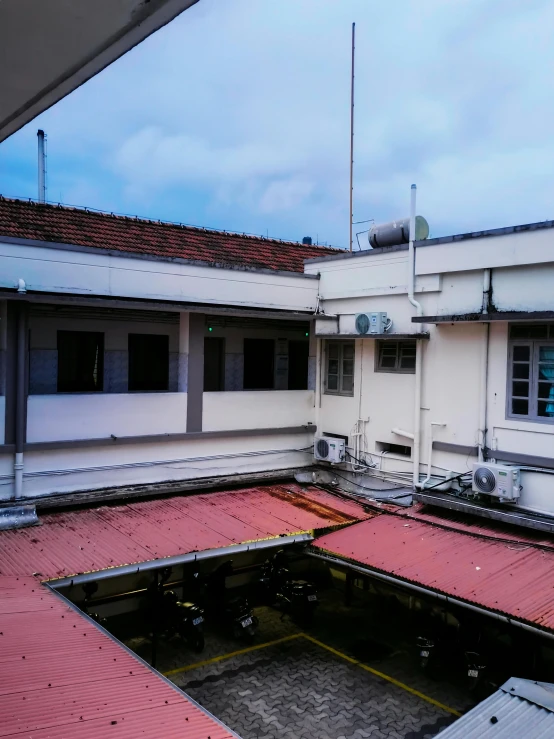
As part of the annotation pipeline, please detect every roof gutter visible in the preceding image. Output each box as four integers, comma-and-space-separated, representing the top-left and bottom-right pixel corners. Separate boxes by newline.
309, 550, 554, 643
49, 532, 314, 588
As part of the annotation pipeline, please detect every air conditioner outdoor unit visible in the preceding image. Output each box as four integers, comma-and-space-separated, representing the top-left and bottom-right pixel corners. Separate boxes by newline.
314, 437, 345, 464
355, 312, 392, 335
472, 463, 521, 501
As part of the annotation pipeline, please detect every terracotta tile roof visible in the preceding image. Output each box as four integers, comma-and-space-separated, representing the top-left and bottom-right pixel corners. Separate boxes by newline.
0, 197, 340, 273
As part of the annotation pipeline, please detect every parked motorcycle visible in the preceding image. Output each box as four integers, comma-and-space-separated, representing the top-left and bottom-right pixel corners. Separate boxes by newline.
202, 560, 258, 642
464, 649, 488, 694
416, 635, 436, 674
148, 568, 205, 652
258, 550, 318, 626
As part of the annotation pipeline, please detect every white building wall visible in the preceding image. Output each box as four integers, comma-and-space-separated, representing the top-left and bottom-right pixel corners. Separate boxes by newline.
10, 431, 314, 501
310, 228, 554, 514
0, 240, 319, 312
27, 393, 187, 442
0, 304, 315, 501
204, 390, 314, 432
416, 227, 554, 276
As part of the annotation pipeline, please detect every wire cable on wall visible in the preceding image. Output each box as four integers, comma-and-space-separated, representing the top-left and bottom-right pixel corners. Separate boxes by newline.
0, 446, 314, 483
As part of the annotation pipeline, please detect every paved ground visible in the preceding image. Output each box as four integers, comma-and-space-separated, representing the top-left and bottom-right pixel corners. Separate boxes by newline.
124, 588, 474, 738
177, 637, 454, 739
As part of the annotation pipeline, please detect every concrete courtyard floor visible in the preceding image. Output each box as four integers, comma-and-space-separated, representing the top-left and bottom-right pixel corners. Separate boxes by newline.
125, 589, 475, 739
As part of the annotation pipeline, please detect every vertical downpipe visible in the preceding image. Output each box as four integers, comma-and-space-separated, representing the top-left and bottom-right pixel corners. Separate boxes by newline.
14, 305, 27, 499
478, 269, 491, 461
37, 130, 46, 203
408, 185, 424, 489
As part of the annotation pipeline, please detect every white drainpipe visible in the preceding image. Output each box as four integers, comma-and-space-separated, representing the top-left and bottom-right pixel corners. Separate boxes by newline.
420, 421, 447, 488
408, 185, 424, 489
14, 306, 27, 499
478, 269, 491, 462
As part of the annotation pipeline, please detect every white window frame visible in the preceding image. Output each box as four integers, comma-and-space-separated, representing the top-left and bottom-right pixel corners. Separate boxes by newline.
507, 324, 554, 425
324, 341, 354, 397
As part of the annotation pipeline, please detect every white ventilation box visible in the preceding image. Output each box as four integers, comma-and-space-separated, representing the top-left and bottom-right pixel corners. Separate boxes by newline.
472, 463, 521, 501
314, 437, 345, 464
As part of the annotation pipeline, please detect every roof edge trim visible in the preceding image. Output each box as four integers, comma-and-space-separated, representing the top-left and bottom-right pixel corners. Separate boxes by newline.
0, 234, 320, 280
49, 532, 314, 587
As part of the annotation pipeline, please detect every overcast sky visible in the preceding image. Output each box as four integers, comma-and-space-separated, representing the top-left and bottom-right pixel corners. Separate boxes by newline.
1, 0, 553, 248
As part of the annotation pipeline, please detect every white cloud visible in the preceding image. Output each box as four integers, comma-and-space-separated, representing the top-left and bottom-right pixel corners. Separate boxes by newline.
3, 0, 554, 245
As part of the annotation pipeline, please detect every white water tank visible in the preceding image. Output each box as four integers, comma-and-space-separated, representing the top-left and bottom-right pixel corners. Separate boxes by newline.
369, 216, 429, 248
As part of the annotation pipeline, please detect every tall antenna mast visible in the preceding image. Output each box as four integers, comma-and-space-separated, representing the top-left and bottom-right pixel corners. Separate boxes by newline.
349, 22, 355, 252
37, 129, 47, 203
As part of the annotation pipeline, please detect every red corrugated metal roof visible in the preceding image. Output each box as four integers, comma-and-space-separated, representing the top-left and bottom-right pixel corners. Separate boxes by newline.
0, 483, 368, 738
0, 483, 369, 579
0, 576, 235, 739
313, 512, 554, 632
0, 197, 340, 273
0, 483, 368, 739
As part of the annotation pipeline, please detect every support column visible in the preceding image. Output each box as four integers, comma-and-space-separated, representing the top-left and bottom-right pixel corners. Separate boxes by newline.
4, 302, 28, 499
308, 320, 317, 391
178, 312, 189, 393
186, 313, 204, 432
15, 304, 28, 499
0, 301, 7, 444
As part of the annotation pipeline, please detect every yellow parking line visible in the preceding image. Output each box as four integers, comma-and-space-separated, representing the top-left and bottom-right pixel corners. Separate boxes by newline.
302, 634, 462, 717
163, 630, 461, 717
163, 633, 303, 677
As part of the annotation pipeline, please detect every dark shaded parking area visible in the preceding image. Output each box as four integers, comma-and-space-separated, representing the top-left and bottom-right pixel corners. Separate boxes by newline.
178, 635, 454, 739
124, 589, 473, 738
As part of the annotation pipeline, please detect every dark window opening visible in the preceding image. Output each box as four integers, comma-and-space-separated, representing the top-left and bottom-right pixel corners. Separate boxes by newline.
243, 338, 274, 390
204, 337, 225, 392
375, 441, 412, 457
288, 340, 309, 390
57, 331, 104, 393
128, 334, 169, 392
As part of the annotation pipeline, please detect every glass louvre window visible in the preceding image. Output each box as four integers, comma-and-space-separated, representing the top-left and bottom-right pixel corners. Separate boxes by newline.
508, 324, 554, 422
325, 341, 354, 396
376, 341, 416, 373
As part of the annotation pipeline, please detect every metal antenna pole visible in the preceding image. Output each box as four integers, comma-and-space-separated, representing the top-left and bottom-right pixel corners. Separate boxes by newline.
349, 22, 355, 252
